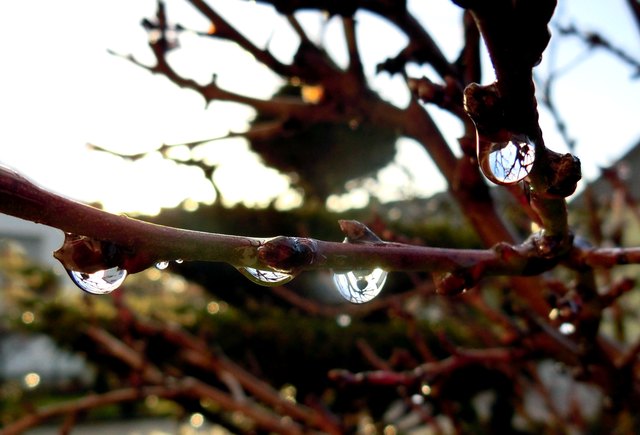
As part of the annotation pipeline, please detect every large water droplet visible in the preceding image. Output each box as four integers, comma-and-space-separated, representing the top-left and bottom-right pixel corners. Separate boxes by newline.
477, 135, 535, 185
155, 261, 169, 270
67, 267, 128, 295
332, 268, 387, 304
238, 267, 294, 287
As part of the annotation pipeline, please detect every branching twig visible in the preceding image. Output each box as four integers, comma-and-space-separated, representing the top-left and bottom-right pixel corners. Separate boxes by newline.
136, 319, 342, 434
186, 0, 294, 78
85, 322, 307, 434
329, 347, 522, 386
109, 48, 313, 120
557, 24, 640, 76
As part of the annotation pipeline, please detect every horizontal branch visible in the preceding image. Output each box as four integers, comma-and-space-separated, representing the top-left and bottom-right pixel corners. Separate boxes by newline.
328, 347, 523, 386
1, 165, 639, 286
0, 166, 519, 279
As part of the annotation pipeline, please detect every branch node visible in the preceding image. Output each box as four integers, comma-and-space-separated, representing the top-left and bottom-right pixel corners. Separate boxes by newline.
258, 237, 317, 272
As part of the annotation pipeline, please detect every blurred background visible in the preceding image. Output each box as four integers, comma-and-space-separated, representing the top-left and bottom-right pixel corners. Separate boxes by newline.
1, 0, 640, 433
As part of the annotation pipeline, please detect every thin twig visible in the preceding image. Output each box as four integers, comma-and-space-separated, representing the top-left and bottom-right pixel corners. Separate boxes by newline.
186, 0, 294, 77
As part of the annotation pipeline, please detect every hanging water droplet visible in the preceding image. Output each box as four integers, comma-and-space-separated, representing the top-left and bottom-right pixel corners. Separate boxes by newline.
477, 134, 535, 185
238, 267, 294, 287
155, 261, 169, 270
175, 259, 184, 264
332, 268, 387, 304
67, 267, 128, 295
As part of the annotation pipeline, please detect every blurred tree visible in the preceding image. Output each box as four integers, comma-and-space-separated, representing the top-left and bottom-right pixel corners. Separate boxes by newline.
2, 0, 640, 434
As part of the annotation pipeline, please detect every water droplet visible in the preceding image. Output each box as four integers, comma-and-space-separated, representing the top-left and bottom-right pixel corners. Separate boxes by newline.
238, 267, 294, 287
332, 268, 387, 303
559, 322, 576, 335
155, 261, 169, 270
477, 134, 535, 185
67, 267, 128, 295
175, 259, 184, 264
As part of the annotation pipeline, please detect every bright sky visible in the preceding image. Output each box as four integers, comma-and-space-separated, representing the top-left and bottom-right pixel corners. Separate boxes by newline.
0, 0, 639, 215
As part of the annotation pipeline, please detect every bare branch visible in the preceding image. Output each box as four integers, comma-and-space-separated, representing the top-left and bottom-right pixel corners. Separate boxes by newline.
0, 385, 189, 435
109, 48, 312, 119
329, 347, 523, 386
557, 24, 640, 76
342, 16, 366, 84
3, 165, 640, 301
186, 0, 294, 77
84, 322, 306, 435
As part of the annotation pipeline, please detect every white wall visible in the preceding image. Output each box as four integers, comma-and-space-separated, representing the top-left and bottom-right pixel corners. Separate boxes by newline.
0, 214, 65, 272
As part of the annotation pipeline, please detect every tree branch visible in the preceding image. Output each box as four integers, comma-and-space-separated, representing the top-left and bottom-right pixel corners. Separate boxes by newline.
84, 322, 307, 435
110, 48, 313, 120
186, 0, 295, 78
556, 23, 640, 76
2, 165, 640, 295
329, 347, 523, 386
0, 385, 188, 435
458, 0, 582, 259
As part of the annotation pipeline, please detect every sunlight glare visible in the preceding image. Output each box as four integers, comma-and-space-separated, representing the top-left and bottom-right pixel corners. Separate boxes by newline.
209, 139, 294, 208
326, 188, 370, 213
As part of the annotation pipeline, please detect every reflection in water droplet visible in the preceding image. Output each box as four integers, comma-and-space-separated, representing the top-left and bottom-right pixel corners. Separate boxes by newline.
175, 259, 184, 264
238, 267, 294, 287
67, 267, 128, 295
332, 268, 387, 304
477, 135, 535, 185
155, 261, 169, 270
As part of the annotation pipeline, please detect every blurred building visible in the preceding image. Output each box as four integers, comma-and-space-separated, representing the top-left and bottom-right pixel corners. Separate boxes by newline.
0, 214, 64, 271
0, 214, 89, 387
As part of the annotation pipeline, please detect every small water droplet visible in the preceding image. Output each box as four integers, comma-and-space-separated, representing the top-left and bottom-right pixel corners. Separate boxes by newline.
175, 259, 184, 264
155, 261, 169, 270
67, 267, 127, 295
559, 322, 576, 335
477, 134, 535, 185
238, 267, 294, 287
332, 268, 387, 303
